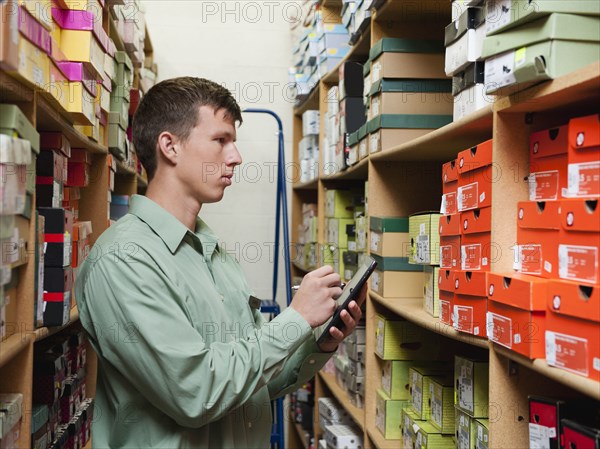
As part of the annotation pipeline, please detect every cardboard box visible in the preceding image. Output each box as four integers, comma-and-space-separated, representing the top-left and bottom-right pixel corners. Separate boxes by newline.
558, 199, 600, 285
0, 135, 32, 215
51, 81, 96, 125
370, 38, 447, 82
375, 314, 440, 360
375, 388, 409, 439
567, 114, 599, 198
38, 207, 73, 267
414, 421, 455, 448
410, 367, 452, 420
515, 200, 561, 278
457, 139, 493, 211
369, 79, 453, 119
324, 424, 363, 449
382, 360, 446, 400
445, 7, 486, 76
546, 279, 600, 380
562, 420, 600, 449
60, 28, 105, 77
430, 376, 455, 434
325, 218, 354, 248
369, 216, 410, 257
424, 266, 441, 317
368, 114, 453, 154
453, 270, 487, 336
0, 104, 40, 154
409, 212, 441, 265
482, 14, 600, 95
456, 408, 477, 449
453, 82, 489, 121
529, 124, 568, 201
0, 0, 19, 71
455, 356, 488, 418
460, 207, 492, 271
401, 407, 423, 449
325, 189, 357, 218
370, 254, 424, 298
439, 214, 461, 269
485, 1, 600, 36
438, 268, 455, 326
441, 159, 459, 216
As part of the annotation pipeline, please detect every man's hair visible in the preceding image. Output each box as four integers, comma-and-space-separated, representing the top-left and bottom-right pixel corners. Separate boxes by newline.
132, 77, 243, 180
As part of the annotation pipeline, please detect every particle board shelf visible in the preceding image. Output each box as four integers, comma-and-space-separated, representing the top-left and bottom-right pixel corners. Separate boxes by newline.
370, 105, 493, 162
0, 333, 32, 370
0, 70, 34, 103
319, 371, 364, 431
34, 306, 80, 342
369, 293, 489, 349
321, 156, 369, 182
319, 0, 342, 8
293, 421, 310, 449
322, 23, 372, 85
366, 424, 398, 449
293, 179, 319, 190
493, 345, 600, 401
374, 0, 450, 22
294, 85, 321, 116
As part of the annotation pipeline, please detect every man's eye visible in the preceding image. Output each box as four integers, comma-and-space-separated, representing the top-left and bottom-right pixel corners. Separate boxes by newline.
216, 137, 226, 144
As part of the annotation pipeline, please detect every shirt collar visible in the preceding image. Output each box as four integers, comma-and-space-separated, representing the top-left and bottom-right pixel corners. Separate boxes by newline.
129, 195, 221, 256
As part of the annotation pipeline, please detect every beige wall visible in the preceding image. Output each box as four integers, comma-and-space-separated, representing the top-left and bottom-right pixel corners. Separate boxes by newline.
143, 1, 301, 305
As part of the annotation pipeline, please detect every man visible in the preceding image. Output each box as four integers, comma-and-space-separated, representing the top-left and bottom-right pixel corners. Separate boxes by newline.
75, 77, 365, 448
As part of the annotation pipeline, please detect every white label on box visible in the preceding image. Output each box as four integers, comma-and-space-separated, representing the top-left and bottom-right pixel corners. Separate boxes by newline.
545, 331, 557, 365
530, 170, 560, 201
545, 331, 589, 376
529, 423, 551, 449
593, 358, 600, 372
372, 96, 380, 117
485, 50, 517, 92
415, 235, 430, 264
372, 271, 380, 294
370, 232, 381, 252
382, 361, 391, 394
514, 47, 527, 68
370, 133, 379, 154
359, 140, 368, 159
432, 391, 443, 428
371, 61, 382, 82
458, 370, 474, 413
568, 162, 600, 197
348, 241, 357, 251
486, 0, 512, 34
375, 401, 384, 433
558, 244, 598, 284
440, 194, 447, 214
376, 319, 384, 355
474, 326, 480, 335
419, 223, 426, 235
544, 260, 552, 273
415, 431, 422, 448
514, 333, 521, 344
412, 385, 423, 415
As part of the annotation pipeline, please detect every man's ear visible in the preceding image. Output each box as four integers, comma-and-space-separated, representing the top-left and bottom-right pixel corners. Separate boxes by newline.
157, 131, 180, 165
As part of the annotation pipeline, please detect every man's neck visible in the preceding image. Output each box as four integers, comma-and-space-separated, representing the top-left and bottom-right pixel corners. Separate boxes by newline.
145, 179, 201, 231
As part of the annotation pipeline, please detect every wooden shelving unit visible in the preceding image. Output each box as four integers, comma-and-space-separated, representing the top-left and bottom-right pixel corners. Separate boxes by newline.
288, 3, 600, 448
293, 179, 319, 191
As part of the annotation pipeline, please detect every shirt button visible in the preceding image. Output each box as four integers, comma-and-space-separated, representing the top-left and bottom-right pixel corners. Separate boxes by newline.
220, 294, 225, 301
248, 422, 252, 428
309, 359, 315, 365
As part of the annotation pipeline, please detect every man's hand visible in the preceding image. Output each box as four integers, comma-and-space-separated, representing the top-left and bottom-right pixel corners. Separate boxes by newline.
317, 283, 368, 353
290, 265, 342, 328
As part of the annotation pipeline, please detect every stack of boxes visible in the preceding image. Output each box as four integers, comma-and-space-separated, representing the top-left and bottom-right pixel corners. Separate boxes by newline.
32, 328, 94, 449
369, 216, 423, 299
300, 110, 319, 183
454, 356, 489, 449
366, 38, 453, 155
317, 24, 351, 78
297, 203, 318, 270
481, 2, 600, 95
109, 51, 133, 162
341, 0, 372, 44
0, 393, 22, 448
445, 1, 488, 120
487, 113, 600, 380
290, 380, 314, 438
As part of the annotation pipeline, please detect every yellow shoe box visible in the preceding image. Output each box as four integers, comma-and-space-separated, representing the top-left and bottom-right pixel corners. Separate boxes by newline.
60, 29, 104, 77
376, 388, 409, 440
375, 314, 440, 360
409, 366, 452, 420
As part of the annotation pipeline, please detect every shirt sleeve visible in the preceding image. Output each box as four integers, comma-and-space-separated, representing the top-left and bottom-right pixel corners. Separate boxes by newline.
77, 250, 314, 429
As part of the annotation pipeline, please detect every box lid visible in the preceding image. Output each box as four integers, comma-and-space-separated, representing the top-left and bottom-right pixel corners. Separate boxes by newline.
370, 78, 452, 96
560, 199, 600, 233
569, 114, 600, 151
115, 50, 133, 71
0, 135, 33, 165
370, 216, 409, 233
358, 123, 368, 140
370, 38, 445, 60
363, 60, 370, 76
487, 272, 547, 311
371, 254, 423, 272
367, 114, 452, 133
320, 23, 350, 35
348, 130, 360, 146
445, 6, 485, 46
0, 105, 40, 153
517, 200, 561, 231
452, 61, 485, 95
108, 111, 128, 130
481, 14, 600, 59
548, 279, 599, 323
457, 139, 493, 173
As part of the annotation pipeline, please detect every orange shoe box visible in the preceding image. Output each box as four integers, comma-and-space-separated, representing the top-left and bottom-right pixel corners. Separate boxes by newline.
441, 159, 458, 215
558, 199, 600, 286
516, 201, 561, 278
457, 139, 493, 212
529, 124, 568, 201
439, 214, 461, 269
438, 268, 455, 327
567, 114, 599, 198
546, 279, 600, 380
486, 272, 547, 359
460, 207, 492, 272
453, 270, 487, 336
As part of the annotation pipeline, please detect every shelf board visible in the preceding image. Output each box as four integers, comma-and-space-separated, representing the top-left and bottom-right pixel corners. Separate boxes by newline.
374, 0, 450, 22
293, 178, 319, 190
293, 421, 310, 449
0, 71, 34, 103
370, 105, 493, 162
109, 17, 126, 53
495, 61, 600, 114
322, 23, 372, 85
294, 85, 321, 116
366, 424, 399, 449
34, 307, 80, 342
369, 293, 489, 349
493, 345, 600, 401
322, 156, 369, 182
37, 94, 108, 154
320, 0, 342, 8
319, 371, 364, 431
117, 160, 136, 176
0, 333, 32, 369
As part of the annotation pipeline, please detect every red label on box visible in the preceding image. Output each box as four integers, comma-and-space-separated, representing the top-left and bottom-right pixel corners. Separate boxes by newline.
516, 244, 544, 275
546, 331, 589, 377
453, 305, 473, 333
530, 170, 560, 201
559, 245, 598, 284
440, 300, 451, 326
462, 244, 482, 271
458, 182, 478, 212
487, 312, 512, 348
568, 162, 600, 197
441, 192, 457, 215
441, 244, 455, 269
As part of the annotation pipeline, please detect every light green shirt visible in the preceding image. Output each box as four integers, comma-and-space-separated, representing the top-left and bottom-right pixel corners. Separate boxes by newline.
75, 195, 330, 448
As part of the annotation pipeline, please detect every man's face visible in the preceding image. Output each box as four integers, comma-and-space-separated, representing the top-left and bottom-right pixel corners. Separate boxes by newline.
177, 105, 242, 204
